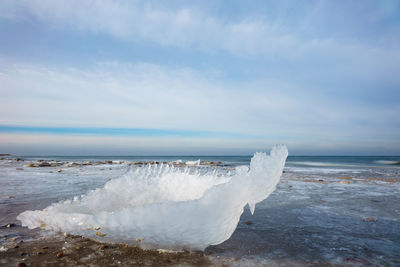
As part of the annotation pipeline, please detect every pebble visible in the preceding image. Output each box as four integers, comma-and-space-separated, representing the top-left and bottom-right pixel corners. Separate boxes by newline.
17, 263, 27, 267
99, 244, 108, 250
244, 221, 253, 225
363, 216, 376, 222
56, 251, 63, 257
95, 232, 106, 237
57, 168, 62, 173
340, 181, 351, 184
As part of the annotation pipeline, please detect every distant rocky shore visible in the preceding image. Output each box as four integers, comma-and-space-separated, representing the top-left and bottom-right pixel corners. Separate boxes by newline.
0, 156, 225, 168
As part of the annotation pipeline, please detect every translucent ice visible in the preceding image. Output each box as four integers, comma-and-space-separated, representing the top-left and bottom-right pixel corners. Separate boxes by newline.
17, 145, 288, 250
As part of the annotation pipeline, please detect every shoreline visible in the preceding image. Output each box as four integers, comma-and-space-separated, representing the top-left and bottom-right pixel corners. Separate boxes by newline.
1, 156, 399, 266
1, 234, 211, 266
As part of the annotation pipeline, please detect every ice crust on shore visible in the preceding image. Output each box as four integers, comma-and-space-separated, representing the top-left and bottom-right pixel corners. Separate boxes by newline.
17, 145, 288, 250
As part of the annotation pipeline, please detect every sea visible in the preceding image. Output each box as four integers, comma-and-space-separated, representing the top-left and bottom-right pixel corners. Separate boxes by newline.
1, 154, 399, 266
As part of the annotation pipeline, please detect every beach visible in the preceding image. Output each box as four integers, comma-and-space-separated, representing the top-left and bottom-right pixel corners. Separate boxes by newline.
1, 155, 399, 266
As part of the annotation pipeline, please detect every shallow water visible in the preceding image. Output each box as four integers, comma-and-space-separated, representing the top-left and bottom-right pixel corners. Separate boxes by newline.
1, 155, 399, 265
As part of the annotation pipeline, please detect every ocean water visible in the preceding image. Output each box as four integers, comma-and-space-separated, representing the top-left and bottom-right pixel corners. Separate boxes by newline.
1, 153, 399, 265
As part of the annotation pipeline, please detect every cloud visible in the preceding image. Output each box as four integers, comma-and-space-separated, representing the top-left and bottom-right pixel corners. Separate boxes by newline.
2, 0, 397, 61
0, 59, 399, 153
0, 1, 399, 154
1, 0, 399, 86
0, 60, 294, 133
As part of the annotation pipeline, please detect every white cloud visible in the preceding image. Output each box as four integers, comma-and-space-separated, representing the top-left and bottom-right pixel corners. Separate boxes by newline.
1, 0, 398, 81
0, 60, 399, 150
0, 0, 352, 56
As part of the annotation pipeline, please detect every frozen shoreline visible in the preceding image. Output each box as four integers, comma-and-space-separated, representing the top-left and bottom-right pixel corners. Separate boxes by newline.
1, 155, 400, 266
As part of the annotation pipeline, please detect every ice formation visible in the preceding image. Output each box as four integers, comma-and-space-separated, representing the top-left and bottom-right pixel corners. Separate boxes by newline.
17, 145, 288, 250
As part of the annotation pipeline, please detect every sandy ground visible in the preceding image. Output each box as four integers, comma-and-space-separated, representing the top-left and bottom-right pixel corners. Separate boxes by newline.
0, 234, 211, 267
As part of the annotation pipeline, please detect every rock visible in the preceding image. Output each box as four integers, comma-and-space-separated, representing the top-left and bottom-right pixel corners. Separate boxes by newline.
6, 223, 17, 228
57, 168, 62, 173
24, 163, 38, 167
99, 244, 108, 250
340, 181, 351, 184
16, 168, 24, 170
244, 221, 253, 225
75, 246, 81, 250
56, 251, 63, 257
17, 263, 27, 267
95, 232, 106, 237
20, 252, 28, 256
105, 160, 113, 164
363, 216, 376, 222
339, 176, 353, 180
63, 232, 70, 237
38, 162, 51, 167
8, 196, 15, 199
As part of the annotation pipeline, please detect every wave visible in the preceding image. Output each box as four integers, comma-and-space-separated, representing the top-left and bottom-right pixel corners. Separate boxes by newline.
289, 161, 355, 167
374, 160, 400, 165
17, 145, 288, 251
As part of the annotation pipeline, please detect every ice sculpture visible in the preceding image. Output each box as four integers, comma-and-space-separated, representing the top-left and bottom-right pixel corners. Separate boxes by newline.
18, 145, 288, 250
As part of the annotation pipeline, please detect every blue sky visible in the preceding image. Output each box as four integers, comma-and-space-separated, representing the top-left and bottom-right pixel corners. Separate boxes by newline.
0, 0, 399, 155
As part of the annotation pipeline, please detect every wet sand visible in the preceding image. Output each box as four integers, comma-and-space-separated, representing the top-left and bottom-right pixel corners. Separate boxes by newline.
1, 234, 210, 266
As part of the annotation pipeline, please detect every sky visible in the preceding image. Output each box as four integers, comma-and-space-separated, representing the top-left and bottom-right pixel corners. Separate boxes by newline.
0, 0, 399, 155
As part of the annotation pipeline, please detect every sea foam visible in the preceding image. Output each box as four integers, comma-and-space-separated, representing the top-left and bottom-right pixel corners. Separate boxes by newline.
17, 145, 288, 250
